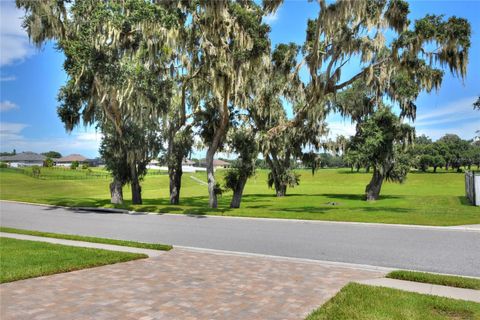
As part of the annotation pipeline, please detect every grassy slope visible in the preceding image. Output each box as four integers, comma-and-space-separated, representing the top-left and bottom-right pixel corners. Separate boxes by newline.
0, 227, 172, 251
306, 283, 480, 320
1, 168, 479, 226
0, 237, 146, 283
387, 270, 480, 290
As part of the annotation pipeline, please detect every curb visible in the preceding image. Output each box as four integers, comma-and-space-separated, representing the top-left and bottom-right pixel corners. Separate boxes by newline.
1, 199, 479, 232
356, 278, 480, 303
0, 232, 165, 257
174, 245, 393, 273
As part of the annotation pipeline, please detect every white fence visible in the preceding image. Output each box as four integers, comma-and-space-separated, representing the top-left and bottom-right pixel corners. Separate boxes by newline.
465, 171, 480, 206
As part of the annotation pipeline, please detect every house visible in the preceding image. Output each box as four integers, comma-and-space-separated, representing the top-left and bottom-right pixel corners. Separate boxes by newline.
182, 158, 199, 173
0, 152, 46, 167
213, 159, 231, 169
183, 159, 195, 166
55, 154, 88, 167
146, 158, 206, 172
87, 157, 105, 167
198, 159, 231, 170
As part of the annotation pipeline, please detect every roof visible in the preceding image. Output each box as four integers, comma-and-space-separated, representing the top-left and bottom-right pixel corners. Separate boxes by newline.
0, 152, 46, 162
183, 159, 195, 165
213, 159, 230, 166
56, 154, 88, 162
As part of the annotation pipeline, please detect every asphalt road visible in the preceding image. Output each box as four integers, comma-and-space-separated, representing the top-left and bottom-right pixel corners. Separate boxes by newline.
1, 201, 479, 277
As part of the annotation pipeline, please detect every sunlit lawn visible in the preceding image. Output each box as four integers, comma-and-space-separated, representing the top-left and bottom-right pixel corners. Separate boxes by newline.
306, 283, 480, 320
1, 167, 479, 226
0, 237, 146, 283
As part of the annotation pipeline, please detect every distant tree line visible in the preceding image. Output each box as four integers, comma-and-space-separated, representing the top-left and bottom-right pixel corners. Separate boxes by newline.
411, 134, 480, 172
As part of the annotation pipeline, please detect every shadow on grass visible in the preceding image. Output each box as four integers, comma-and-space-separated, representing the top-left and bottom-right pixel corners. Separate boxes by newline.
318, 193, 404, 201
457, 196, 477, 207
38, 192, 413, 217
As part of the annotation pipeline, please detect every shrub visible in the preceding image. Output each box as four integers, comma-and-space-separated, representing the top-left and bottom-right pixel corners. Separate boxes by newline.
43, 157, 54, 167
70, 161, 79, 170
0, 162, 8, 168
81, 163, 89, 170
31, 166, 41, 178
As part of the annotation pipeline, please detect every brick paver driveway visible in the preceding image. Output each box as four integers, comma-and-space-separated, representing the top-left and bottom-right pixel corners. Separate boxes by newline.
1, 248, 384, 320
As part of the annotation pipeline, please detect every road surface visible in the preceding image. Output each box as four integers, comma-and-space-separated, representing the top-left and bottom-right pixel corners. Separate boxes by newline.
1, 201, 479, 276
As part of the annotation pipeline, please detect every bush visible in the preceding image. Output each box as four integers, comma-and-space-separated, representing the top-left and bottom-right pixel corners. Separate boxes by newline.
214, 183, 223, 197
70, 161, 79, 170
31, 166, 41, 178
223, 169, 239, 192
43, 158, 54, 167
81, 163, 89, 170
0, 162, 8, 168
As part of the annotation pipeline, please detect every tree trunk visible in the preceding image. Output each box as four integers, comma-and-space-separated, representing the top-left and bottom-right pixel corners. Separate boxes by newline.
109, 178, 123, 205
433, 165, 438, 173
276, 184, 287, 197
206, 148, 218, 208
206, 85, 230, 208
169, 163, 182, 205
230, 175, 248, 208
130, 164, 142, 205
266, 153, 286, 197
365, 168, 384, 201
366, 166, 370, 173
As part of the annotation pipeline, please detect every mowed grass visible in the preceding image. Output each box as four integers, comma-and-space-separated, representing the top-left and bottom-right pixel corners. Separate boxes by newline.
306, 283, 480, 320
0, 168, 479, 226
0, 227, 172, 251
0, 237, 146, 283
387, 270, 480, 290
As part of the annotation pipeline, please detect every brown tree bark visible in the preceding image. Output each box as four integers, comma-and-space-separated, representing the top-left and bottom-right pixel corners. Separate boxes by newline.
229, 175, 248, 208
266, 154, 287, 197
169, 158, 182, 205
206, 86, 230, 208
365, 167, 384, 201
130, 163, 142, 205
109, 178, 123, 204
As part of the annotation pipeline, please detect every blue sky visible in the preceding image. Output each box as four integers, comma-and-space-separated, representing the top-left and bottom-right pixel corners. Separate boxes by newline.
1, 0, 479, 158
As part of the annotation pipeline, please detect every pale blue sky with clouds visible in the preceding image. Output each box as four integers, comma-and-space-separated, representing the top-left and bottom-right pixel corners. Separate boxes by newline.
1, 0, 479, 158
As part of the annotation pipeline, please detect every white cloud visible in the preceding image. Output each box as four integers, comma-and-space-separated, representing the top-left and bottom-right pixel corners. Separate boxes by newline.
0, 122, 29, 141
263, 11, 279, 24
0, 123, 103, 157
0, 75, 16, 82
415, 97, 477, 123
0, 100, 19, 112
0, 2, 34, 66
415, 121, 479, 141
326, 120, 356, 138
410, 96, 479, 140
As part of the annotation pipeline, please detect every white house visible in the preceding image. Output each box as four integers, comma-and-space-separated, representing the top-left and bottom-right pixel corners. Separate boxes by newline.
0, 152, 46, 167
55, 154, 88, 167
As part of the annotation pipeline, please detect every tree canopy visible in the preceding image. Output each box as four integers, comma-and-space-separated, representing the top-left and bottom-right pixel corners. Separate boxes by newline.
16, 0, 473, 207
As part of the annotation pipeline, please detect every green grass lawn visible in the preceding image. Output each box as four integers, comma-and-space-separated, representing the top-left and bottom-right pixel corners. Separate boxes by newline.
0, 237, 147, 283
387, 270, 480, 290
0, 227, 172, 251
306, 283, 480, 320
1, 167, 479, 226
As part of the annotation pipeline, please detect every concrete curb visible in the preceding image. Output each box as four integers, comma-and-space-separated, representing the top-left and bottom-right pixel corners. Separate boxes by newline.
0, 232, 165, 257
174, 246, 480, 280
174, 245, 393, 273
356, 278, 480, 303
3, 199, 479, 232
